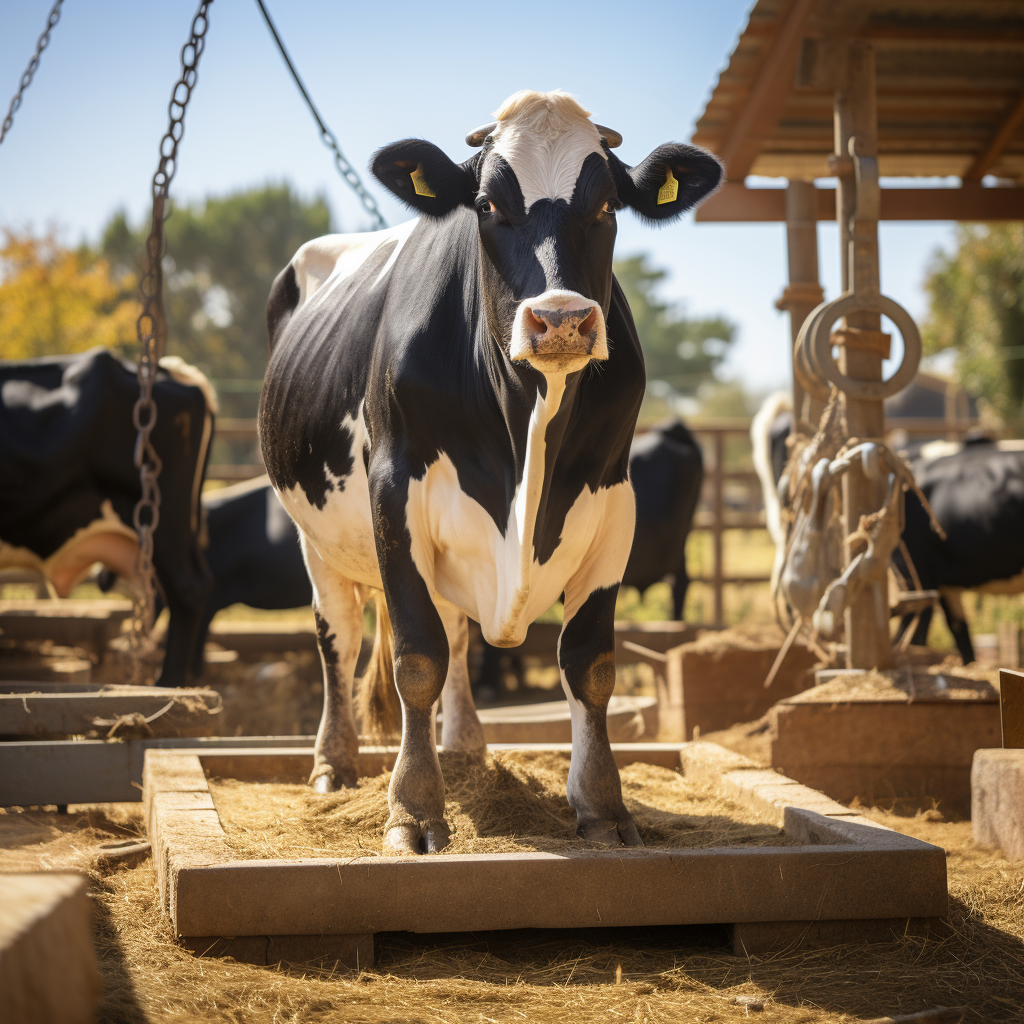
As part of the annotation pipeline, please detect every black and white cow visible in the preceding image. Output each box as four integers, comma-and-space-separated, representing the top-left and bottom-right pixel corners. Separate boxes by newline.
259, 90, 721, 853
0, 347, 215, 685
190, 475, 312, 677
752, 392, 1024, 664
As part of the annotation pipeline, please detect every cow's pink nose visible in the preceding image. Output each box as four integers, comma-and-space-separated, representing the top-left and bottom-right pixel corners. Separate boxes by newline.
524, 304, 601, 342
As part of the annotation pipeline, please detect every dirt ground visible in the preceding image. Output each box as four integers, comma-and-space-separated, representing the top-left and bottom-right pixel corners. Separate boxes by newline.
2, 779, 1023, 1023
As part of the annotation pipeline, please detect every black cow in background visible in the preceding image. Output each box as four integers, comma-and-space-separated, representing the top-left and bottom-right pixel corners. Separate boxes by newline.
0, 348, 215, 685
191, 476, 312, 676
474, 419, 703, 700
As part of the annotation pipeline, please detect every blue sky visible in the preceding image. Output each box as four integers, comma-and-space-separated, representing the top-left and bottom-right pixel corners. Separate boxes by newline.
0, 0, 957, 392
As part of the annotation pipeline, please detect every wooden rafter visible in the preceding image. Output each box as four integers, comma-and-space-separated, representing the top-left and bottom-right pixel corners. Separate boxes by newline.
962, 90, 1024, 182
713, 0, 820, 181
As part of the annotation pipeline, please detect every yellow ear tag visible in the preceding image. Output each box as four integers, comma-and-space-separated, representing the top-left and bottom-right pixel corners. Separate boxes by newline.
657, 167, 679, 205
410, 164, 436, 198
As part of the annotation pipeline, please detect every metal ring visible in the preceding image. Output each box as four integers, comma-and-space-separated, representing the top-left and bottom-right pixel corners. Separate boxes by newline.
793, 303, 832, 400
806, 292, 922, 401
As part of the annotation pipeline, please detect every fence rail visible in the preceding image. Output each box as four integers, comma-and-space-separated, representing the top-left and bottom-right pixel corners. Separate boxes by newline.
207, 415, 983, 626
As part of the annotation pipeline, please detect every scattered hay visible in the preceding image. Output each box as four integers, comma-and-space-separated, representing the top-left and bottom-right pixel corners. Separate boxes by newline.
786, 668, 998, 705
209, 750, 793, 859
687, 624, 791, 654
4, 797, 1023, 1021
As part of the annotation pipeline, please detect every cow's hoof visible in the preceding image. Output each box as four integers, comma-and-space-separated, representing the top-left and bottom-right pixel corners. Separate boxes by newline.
309, 765, 358, 793
578, 817, 645, 848
384, 819, 451, 855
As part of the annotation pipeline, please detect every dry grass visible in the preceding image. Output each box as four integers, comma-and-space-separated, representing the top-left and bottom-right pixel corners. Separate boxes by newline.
4, 790, 1024, 1022
209, 751, 792, 860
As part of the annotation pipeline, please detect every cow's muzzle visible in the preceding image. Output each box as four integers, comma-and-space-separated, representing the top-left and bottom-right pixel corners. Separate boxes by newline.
510, 290, 608, 372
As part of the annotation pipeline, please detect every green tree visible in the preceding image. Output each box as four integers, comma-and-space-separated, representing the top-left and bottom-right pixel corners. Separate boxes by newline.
923, 223, 1024, 433
98, 184, 332, 415
613, 253, 735, 393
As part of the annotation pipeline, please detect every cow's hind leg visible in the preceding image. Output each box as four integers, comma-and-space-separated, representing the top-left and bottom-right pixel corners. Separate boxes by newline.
436, 597, 485, 754
559, 583, 643, 847
940, 588, 975, 664
305, 543, 366, 792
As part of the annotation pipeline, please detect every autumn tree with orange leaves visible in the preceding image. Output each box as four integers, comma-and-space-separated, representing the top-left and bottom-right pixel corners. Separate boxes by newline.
0, 229, 139, 361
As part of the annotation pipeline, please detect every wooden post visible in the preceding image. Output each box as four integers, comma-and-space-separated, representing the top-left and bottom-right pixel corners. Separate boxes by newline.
777, 180, 824, 427
833, 41, 891, 670
712, 431, 725, 627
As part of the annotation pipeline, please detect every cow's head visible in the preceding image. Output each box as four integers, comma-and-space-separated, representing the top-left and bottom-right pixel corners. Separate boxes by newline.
372, 90, 721, 375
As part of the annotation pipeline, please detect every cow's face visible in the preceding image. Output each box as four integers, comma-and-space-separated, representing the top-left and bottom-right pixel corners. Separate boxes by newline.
372, 90, 721, 376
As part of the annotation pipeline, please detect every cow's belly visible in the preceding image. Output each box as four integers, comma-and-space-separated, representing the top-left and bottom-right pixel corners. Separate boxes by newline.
275, 416, 382, 590
407, 453, 620, 645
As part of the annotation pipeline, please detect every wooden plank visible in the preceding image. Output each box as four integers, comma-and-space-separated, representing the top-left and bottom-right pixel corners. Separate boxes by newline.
1000, 668, 1024, 748
714, 0, 820, 180
962, 91, 1024, 181
143, 744, 947, 942
0, 601, 130, 658
0, 688, 222, 739
696, 184, 1024, 222
207, 621, 318, 655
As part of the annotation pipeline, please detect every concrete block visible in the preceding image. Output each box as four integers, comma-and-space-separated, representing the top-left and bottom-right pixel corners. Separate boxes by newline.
0, 874, 101, 1024
972, 748, 1024, 860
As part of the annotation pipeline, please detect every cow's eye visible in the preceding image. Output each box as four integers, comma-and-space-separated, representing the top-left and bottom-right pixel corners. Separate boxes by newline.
601, 199, 618, 215
479, 199, 497, 215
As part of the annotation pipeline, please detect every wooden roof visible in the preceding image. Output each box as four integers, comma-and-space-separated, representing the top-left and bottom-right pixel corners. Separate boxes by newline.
692, 0, 1024, 182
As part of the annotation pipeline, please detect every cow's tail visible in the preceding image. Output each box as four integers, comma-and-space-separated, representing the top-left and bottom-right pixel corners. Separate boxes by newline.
357, 591, 402, 740
751, 390, 792, 547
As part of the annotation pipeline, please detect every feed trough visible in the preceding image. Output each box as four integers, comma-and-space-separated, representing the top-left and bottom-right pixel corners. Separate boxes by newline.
143, 741, 947, 965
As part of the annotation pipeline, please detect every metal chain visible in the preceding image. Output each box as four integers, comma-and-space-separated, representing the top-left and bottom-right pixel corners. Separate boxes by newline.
0, 0, 64, 146
253, 0, 386, 230
129, 0, 213, 674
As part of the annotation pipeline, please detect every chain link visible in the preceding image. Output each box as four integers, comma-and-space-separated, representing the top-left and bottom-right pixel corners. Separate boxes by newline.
253, 0, 386, 230
0, 0, 64, 147
129, 1, 213, 677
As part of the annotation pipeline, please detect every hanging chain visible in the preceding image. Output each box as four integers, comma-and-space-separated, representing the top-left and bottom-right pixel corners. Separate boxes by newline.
129, 1, 213, 674
253, 0, 386, 230
0, 0, 64, 146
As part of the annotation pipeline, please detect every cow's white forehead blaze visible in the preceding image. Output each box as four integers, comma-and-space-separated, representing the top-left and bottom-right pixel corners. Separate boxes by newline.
490, 90, 606, 211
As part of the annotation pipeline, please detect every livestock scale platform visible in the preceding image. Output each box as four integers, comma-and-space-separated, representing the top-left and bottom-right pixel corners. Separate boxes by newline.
142, 741, 948, 964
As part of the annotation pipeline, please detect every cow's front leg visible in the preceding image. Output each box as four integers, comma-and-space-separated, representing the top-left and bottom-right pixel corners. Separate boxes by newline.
372, 482, 451, 854
304, 542, 366, 792
436, 597, 485, 754
560, 584, 643, 847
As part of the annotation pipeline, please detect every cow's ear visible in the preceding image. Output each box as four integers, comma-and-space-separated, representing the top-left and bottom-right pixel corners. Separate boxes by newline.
609, 143, 722, 223
371, 139, 477, 218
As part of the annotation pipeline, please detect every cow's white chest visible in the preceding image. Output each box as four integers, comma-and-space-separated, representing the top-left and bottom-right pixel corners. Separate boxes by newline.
406, 453, 619, 644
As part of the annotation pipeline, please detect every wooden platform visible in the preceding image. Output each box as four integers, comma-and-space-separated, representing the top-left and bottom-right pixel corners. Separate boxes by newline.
143, 741, 948, 963
459, 695, 657, 743
0, 600, 131, 661
0, 683, 223, 741
769, 672, 1001, 817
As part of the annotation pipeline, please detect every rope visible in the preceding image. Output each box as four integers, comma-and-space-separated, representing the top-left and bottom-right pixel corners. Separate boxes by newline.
253, 0, 387, 230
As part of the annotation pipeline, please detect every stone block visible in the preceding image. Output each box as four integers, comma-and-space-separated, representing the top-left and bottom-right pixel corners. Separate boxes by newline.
972, 748, 1024, 861
0, 874, 100, 1024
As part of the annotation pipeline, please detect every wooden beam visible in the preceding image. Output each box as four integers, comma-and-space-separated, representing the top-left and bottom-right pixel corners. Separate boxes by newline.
696, 183, 1024, 222
715, 0, 820, 180
962, 90, 1024, 181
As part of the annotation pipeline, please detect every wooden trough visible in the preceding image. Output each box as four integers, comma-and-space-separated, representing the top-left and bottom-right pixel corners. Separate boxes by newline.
769, 670, 1001, 818
626, 629, 819, 741
143, 741, 947, 963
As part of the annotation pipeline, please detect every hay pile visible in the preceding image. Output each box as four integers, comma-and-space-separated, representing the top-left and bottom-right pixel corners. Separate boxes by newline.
785, 668, 998, 705
4, 797, 1024, 1021
209, 750, 792, 859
